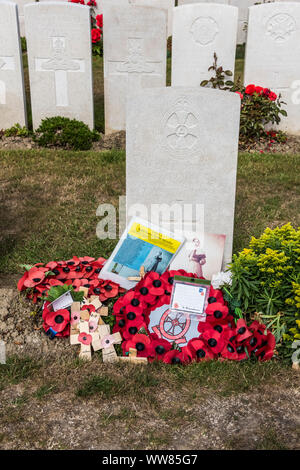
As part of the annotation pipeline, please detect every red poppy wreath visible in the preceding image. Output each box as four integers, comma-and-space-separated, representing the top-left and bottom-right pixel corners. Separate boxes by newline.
113, 270, 276, 365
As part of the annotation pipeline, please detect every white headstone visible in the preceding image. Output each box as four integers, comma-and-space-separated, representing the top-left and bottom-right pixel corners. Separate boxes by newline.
244, 2, 300, 134
172, 4, 238, 87
103, 0, 167, 134
25, 2, 94, 130
10, 0, 35, 37
0, 1, 27, 129
126, 88, 241, 266
129, 0, 174, 37
178, 0, 229, 5
0, 340, 6, 364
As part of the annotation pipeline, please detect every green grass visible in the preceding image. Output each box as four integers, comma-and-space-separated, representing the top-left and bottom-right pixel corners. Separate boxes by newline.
0, 150, 299, 274
0, 355, 42, 387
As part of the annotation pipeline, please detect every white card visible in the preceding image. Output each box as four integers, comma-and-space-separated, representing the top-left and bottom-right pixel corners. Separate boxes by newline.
50, 291, 73, 312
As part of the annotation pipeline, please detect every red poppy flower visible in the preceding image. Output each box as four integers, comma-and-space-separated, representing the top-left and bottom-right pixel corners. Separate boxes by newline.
206, 302, 229, 322
220, 341, 239, 361
78, 332, 92, 346
18, 271, 29, 291
81, 304, 95, 314
113, 315, 127, 334
91, 28, 102, 44
207, 286, 224, 304
23, 267, 47, 288
163, 348, 191, 365
245, 84, 256, 95
96, 14, 103, 28
113, 296, 127, 316
43, 308, 70, 333
135, 278, 158, 305
143, 272, 165, 296
235, 319, 252, 343
201, 329, 225, 354
254, 331, 276, 361
87, 0, 97, 6
122, 333, 151, 358
45, 261, 58, 271
100, 281, 119, 301
236, 91, 243, 100
187, 338, 215, 361
121, 290, 147, 315
122, 318, 148, 341
149, 334, 172, 360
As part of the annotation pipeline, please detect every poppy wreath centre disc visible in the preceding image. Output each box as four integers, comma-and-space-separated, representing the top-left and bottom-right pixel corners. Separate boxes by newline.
112, 270, 276, 365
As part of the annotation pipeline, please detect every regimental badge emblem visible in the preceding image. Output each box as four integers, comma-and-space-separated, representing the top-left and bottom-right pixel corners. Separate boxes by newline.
190, 16, 219, 46
161, 96, 201, 159
266, 13, 296, 43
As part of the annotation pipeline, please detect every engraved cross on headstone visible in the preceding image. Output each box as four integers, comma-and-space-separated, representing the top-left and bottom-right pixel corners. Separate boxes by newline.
35, 37, 85, 107
108, 37, 162, 88
0, 55, 15, 105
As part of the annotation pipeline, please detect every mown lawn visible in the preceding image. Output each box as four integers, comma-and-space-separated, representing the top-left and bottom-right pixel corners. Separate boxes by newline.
0, 354, 298, 450
0, 149, 299, 274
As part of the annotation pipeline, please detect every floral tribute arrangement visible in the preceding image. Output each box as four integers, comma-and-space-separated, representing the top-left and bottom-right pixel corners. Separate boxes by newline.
17, 256, 123, 338
17, 258, 276, 364
112, 270, 276, 364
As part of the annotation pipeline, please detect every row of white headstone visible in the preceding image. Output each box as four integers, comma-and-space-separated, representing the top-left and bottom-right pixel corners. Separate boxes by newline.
9, 0, 300, 43
1, 1, 300, 134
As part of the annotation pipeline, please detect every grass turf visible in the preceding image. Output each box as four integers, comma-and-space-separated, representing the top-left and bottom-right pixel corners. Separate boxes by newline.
0, 149, 299, 274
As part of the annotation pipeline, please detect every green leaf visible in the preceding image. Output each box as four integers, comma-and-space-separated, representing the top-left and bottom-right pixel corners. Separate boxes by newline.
20, 264, 34, 271
200, 80, 209, 87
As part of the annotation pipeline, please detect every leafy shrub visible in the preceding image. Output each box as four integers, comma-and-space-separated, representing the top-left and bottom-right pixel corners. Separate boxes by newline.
34, 116, 100, 151
2, 123, 31, 138
228, 224, 300, 361
201, 54, 287, 142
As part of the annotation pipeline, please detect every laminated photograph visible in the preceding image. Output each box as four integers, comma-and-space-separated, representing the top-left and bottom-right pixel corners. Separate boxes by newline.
99, 217, 185, 289
170, 232, 226, 280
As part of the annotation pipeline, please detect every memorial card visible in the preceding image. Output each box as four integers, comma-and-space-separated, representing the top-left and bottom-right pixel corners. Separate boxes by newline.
170, 276, 211, 320
99, 217, 185, 289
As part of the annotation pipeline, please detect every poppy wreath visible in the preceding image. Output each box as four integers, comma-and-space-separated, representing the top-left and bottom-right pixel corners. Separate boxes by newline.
18, 256, 124, 304
113, 270, 276, 365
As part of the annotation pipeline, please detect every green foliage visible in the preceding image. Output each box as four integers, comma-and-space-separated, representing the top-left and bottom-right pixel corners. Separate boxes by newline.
201, 53, 288, 142
44, 284, 84, 303
200, 53, 234, 90
21, 37, 27, 53
1, 123, 31, 138
239, 91, 287, 140
34, 117, 100, 151
228, 224, 300, 360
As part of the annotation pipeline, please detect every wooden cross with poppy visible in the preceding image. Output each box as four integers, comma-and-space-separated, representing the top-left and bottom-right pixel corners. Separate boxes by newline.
70, 298, 109, 361
92, 324, 122, 363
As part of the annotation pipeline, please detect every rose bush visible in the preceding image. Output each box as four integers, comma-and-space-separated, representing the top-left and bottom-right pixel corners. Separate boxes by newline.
69, 0, 103, 56
201, 54, 288, 144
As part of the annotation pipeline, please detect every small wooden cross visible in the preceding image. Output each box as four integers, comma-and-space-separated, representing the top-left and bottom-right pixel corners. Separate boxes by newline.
119, 347, 148, 365
92, 324, 122, 363
127, 266, 146, 282
70, 298, 108, 361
